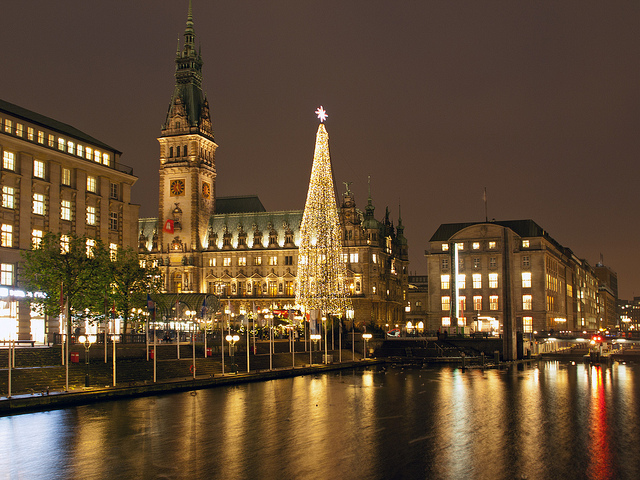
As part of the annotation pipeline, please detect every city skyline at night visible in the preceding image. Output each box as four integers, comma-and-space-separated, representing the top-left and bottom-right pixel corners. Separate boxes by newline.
1, 1, 638, 297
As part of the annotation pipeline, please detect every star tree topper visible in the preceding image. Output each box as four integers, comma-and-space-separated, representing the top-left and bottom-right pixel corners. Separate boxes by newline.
315, 106, 328, 122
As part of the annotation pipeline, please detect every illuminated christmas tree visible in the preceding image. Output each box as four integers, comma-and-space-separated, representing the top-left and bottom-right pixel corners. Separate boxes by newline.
295, 107, 352, 317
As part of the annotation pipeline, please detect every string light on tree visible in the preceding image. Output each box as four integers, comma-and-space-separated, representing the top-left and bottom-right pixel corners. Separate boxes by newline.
296, 107, 351, 317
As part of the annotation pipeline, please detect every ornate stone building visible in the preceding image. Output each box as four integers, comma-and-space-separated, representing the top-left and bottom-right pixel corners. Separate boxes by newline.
138, 5, 409, 329
0, 99, 138, 343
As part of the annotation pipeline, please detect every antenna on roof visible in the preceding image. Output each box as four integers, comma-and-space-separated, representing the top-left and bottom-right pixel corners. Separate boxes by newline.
483, 187, 488, 222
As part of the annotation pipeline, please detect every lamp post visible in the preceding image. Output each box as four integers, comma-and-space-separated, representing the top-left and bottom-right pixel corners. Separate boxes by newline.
346, 308, 355, 361
362, 333, 372, 359
225, 334, 240, 373
310, 334, 321, 364
77, 334, 94, 387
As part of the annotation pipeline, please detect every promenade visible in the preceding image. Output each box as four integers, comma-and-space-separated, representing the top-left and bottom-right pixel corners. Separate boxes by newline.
0, 340, 374, 416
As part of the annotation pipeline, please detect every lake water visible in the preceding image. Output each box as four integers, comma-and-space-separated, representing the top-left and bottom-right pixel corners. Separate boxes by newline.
1, 361, 639, 480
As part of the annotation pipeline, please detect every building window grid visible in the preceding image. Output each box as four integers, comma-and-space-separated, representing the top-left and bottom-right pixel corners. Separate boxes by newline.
489, 273, 499, 289
33, 193, 45, 215
1, 263, 14, 285
1, 224, 12, 247
61, 200, 72, 221
472, 274, 482, 289
3, 151, 15, 171
2, 186, 14, 209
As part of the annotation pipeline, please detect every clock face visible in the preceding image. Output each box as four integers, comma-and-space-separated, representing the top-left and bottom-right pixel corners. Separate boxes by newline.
170, 179, 185, 196
202, 182, 211, 199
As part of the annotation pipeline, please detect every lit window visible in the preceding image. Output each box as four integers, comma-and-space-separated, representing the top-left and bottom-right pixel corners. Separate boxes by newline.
16, 123, 23, 137
58, 138, 65, 151
489, 241, 496, 249
77, 144, 83, 157
209, 258, 217, 267
61, 200, 72, 221
440, 274, 450, 290
489, 273, 498, 288
1, 263, 14, 285
459, 296, 466, 311
4, 119, 12, 132
238, 257, 247, 266
37, 131, 44, 144
523, 294, 532, 310
3, 151, 15, 170
442, 317, 451, 327
522, 240, 529, 248
33, 193, 45, 215
109, 243, 117, 261
456, 243, 464, 250
253, 256, 262, 266
350, 253, 359, 263
341, 253, 348, 263
102, 153, 110, 166
472, 274, 482, 289
457, 274, 466, 289
442, 243, 449, 251
523, 316, 533, 333
473, 295, 482, 311
87, 176, 97, 193
109, 211, 118, 230
269, 256, 278, 266
62, 168, 71, 186
372, 253, 377, 263
472, 242, 480, 250
33, 160, 45, 179
86, 206, 96, 225
110, 183, 119, 199
61, 235, 70, 254
490, 295, 499, 310
522, 272, 532, 288
441, 296, 450, 311
48, 134, 55, 147
1, 224, 12, 247
2, 186, 14, 209
355, 278, 362, 294
94, 150, 101, 163
67, 141, 74, 154
223, 257, 231, 267
27, 127, 34, 141
86, 239, 95, 258
85, 147, 93, 160
32, 229, 43, 248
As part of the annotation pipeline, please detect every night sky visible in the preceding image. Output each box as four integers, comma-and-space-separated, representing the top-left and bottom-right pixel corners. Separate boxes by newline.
2, 1, 638, 298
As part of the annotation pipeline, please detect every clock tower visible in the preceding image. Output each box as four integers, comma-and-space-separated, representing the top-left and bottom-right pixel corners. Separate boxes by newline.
158, 0, 217, 254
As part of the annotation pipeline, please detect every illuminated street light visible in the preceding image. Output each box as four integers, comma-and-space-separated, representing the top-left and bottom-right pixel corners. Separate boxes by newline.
226, 334, 240, 373
310, 334, 321, 364
362, 333, 372, 359
77, 334, 94, 387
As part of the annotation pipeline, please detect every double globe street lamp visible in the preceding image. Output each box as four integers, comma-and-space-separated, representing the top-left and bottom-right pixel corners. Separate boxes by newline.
77, 334, 95, 387
225, 334, 240, 373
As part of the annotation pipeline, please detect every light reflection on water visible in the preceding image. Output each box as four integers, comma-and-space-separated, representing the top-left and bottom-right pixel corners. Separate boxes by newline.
1, 362, 639, 480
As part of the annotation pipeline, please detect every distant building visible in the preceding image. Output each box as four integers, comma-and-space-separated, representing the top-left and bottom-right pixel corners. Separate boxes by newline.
425, 220, 599, 335
618, 297, 640, 332
406, 275, 428, 334
0, 99, 138, 343
138, 5, 408, 329
594, 263, 618, 330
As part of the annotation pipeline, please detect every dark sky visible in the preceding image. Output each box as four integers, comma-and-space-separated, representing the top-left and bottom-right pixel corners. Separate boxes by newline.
2, 1, 638, 298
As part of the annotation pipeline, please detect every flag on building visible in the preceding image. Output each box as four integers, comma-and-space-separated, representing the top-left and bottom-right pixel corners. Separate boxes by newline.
164, 219, 174, 234
147, 294, 155, 313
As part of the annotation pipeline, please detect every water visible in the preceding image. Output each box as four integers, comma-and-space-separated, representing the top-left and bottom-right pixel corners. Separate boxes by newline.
1, 361, 639, 480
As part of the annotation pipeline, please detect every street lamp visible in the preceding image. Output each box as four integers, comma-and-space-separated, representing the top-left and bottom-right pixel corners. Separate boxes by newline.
77, 334, 94, 387
362, 333, 372, 359
226, 334, 240, 373
346, 308, 355, 361
310, 334, 321, 364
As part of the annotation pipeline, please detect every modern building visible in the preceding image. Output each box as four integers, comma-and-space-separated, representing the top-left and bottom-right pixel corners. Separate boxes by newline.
425, 220, 599, 336
0, 99, 139, 343
137, 5, 409, 329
